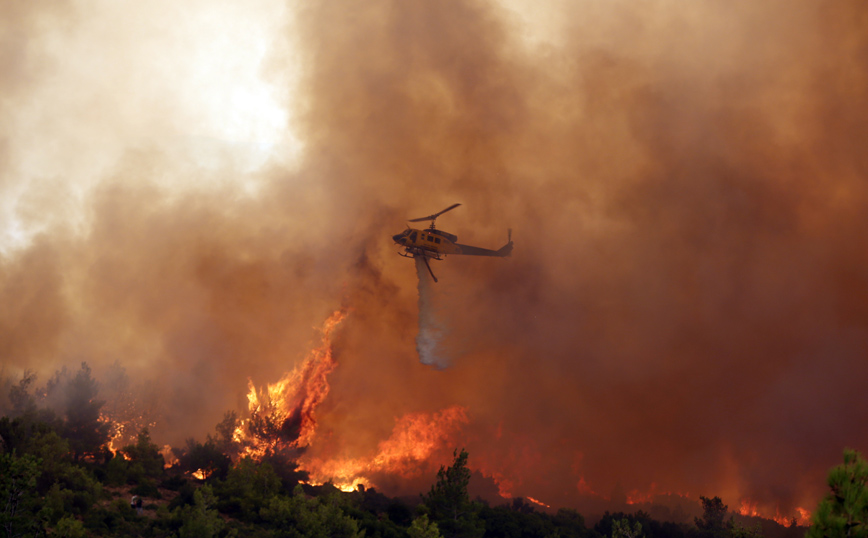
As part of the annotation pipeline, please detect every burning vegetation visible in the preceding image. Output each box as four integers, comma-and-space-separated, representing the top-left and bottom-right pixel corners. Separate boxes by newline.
232, 308, 348, 459
193, 305, 473, 495
0, 309, 819, 532
2, 298, 865, 536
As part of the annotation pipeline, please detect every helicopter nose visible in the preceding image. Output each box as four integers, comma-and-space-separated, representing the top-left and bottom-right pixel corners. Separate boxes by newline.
392, 234, 404, 244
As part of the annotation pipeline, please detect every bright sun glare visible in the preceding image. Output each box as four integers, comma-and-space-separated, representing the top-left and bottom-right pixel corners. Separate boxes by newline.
0, 0, 302, 254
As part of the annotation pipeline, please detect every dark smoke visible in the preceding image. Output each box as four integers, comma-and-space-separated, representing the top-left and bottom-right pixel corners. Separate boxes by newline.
2, 0, 868, 519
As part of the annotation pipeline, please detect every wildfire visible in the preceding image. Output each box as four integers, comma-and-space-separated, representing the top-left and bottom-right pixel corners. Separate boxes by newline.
576, 477, 597, 496
527, 496, 550, 508
150, 302, 817, 524
771, 507, 812, 527
301, 405, 469, 491
100, 414, 126, 456
101, 416, 153, 458
225, 306, 470, 493
486, 472, 515, 499
738, 499, 761, 518
233, 308, 348, 458
625, 485, 693, 506
627, 483, 660, 505
796, 507, 812, 526
738, 498, 812, 527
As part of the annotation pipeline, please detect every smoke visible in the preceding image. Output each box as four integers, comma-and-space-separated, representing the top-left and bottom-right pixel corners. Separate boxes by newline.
414, 257, 451, 368
2, 0, 868, 520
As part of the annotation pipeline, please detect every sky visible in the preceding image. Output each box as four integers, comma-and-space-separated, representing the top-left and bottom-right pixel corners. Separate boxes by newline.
2, 0, 867, 520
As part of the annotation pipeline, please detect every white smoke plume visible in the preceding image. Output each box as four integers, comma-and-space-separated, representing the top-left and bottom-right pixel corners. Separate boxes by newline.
414, 257, 450, 369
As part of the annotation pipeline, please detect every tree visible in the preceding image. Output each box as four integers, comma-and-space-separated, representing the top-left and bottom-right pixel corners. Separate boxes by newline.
7, 370, 37, 416
424, 448, 484, 538
729, 520, 762, 538
613, 518, 644, 538
554, 507, 589, 537
175, 485, 225, 538
214, 410, 240, 458
54, 515, 87, 538
0, 452, 41, 537
696, 496, 729, 538
178, 437, 231, 481
409, 514, 443, 538
259, 484, 365, 537
63, 363, 110, 461
24, 428, 71, 493
216, 456, 281, 518
261, 448, 309, 489
121, 428, 165, 480
807, 448, 868, 538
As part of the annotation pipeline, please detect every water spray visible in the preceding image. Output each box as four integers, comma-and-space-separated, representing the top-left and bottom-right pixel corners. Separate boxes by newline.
415, 256, 450, 368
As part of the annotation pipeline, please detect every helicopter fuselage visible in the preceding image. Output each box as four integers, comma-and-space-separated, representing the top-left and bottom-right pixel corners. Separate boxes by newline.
392, 227, 460, 258
392, 227, 512, 258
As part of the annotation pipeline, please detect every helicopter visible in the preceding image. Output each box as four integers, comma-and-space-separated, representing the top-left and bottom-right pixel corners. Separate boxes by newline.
392, 203, 513, 282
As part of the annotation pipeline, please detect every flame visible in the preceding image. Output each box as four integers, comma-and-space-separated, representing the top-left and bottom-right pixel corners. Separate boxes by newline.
527, 496, 550, 509
487, 472, 515, 499
227, 307, 469, 493
796, 507, 811, 526
738, 498, 812, 526
772, 506, 812, 527
100, 414, 154, 459
627, 483, 659, 505
91, 300, 821, 523
100, 414, 124, 456
576, 477, 597, 496
233, 307, 348, 458
738, 499, 761, 518
159, 303, 817, 521
99, 380, 161, 457
301, 405, 469, 491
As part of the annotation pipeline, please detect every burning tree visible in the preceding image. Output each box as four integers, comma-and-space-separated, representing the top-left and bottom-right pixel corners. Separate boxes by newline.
233, 308, 348, 459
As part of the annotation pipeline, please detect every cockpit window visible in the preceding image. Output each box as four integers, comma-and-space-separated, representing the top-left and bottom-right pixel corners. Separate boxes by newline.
409, 232, 418, 242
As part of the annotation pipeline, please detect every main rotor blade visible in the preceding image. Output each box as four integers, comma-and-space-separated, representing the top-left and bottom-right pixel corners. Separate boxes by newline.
408, 203, 461, 223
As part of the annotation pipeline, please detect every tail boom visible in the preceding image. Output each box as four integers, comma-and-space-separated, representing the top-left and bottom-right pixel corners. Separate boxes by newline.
455, 238, 513, 257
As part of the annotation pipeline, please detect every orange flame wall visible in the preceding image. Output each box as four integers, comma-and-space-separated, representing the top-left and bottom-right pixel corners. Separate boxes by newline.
2, 0, 868, 525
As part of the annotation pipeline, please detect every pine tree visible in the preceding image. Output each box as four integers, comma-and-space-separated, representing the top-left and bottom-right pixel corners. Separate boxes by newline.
409, 514, 443, 538
696, 496, 729, 538
613, 518, 644, 538
122, 428, 165, 480
63, 362, 110, 461
808, 448, 868, 538
0, 453, 40, 537
424, 448, 484, 538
